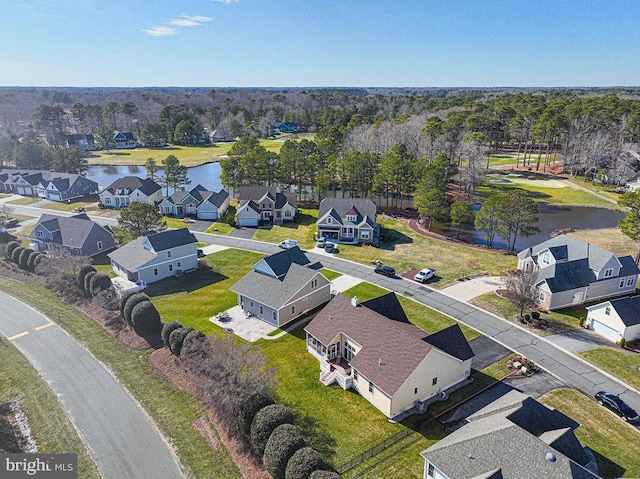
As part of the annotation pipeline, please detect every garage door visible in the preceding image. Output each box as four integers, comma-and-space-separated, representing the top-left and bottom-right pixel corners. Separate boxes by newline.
591, 320, 620, 342
198, 212, 218, 220
237, 217, 258, 227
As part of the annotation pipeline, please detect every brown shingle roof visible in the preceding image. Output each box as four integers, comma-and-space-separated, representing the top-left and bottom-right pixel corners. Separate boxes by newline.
305, 293, 442, 396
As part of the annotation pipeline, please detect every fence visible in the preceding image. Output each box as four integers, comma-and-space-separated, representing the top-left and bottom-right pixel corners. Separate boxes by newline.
336, 428, 413, 474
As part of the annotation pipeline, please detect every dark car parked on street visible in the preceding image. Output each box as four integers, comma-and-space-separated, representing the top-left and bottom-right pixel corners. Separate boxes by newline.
374, 265, 396, 277
594, 391, 640, 423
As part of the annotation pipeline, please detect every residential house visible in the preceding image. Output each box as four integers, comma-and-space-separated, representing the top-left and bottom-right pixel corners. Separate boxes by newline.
585, 295, 640, 343
230, 247, 331, 327
304, 293, 474, 419
274, 122, 299, 134
112, 131, 137, 149
0, 169, 98, 201
29, 213, 115, 257
235, 187, 296, 226
420, 390, 599, 479
109, 228, 198, 287
100, 176, 162, 209
517, 234, 640, 310
66, 133, 96, 151
158, 184, 229, 220
316, 198, 380, 245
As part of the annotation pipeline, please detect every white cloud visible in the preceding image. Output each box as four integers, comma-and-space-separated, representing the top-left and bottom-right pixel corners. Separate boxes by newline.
143, 26, 177, 37
169, 15, 213, 27
211, 0, 238, 3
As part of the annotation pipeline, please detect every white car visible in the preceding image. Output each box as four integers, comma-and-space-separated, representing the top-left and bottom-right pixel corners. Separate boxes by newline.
279, 239, 300, 249
414, 268, 436, 283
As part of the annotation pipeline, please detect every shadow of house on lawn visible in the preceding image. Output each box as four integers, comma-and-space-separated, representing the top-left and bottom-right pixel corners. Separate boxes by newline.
378, 226, 413, 251
144, 268, 229, 297
591, 449, 625, 479
293, 413, 337, 465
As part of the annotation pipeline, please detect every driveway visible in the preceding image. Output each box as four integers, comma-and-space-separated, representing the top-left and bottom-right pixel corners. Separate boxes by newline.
228, 226, 256, 239
0, 292, 185, 479
546, 328, 612, 353
469, 335, 512, 371
187, 219, 214, 232
441, 276, 504, 302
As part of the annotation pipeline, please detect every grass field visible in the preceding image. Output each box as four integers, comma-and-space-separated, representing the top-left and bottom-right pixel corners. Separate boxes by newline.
0, 277, 240, 479
7, 197, 39, 206
487, 152, 561, 168
578, 347, 640, 391
252, 208, 318, 249
321, 269, 342, 281
87, 139, 287, 167
565, 176, 622, 202
0, 333, 100, 478
540, 388, 640, 478
205, 222, 234, 235
568, 228, 637, 258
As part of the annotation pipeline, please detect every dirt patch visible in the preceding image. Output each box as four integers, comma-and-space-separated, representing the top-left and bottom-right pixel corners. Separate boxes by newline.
148, 349, 270, 479
0, 403, 21, 453
192, 416, 221, 451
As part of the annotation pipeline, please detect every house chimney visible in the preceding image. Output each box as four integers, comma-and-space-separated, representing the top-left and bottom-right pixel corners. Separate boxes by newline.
351, 296, 360, 307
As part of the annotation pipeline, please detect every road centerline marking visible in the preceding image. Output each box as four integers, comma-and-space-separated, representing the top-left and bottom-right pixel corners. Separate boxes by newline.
7, 331, 29, 341
35, 322, 55, 331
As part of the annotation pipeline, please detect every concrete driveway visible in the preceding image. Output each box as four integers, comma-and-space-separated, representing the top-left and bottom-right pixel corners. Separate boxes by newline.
441, 276, 504, 302
546, 328, 612, 353
187, 219, 214, 232
229, 226, 256, 239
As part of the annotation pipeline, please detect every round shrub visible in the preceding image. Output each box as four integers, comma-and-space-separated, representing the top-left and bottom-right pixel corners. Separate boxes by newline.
161, 321, 183, 348
169, 327, 194, 356
285, 447, 326, 479
131, 300, 162, 334
26, 251, 40, 272
89, 273, 112, 296
11, 246, 24, 263
77, 265, 97, 288
263, 424, 306, 479
122, 293, 149, 325
18, 248, 33, 270
83, 270, 97, 295
119, 289, 140, 317
5, 241, 19, 259
251, 404, 295, 455
238, 392, 275, 437
308, 471, 341, 479
182, 329, 206, 351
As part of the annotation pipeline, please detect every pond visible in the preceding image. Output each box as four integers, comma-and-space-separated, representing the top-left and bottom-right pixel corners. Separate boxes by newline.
86, 162, 223, 192
432, 204, 624, 251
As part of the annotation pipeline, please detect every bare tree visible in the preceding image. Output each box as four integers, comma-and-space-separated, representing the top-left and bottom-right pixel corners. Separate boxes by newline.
504, 267, 540, 317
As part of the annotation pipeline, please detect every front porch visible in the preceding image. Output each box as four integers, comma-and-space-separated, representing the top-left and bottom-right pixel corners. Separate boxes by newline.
319, 358, 353, 390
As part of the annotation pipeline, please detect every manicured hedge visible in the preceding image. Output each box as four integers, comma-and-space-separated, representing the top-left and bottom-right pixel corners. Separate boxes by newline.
285, 447, 327, 479
5, 241, 19, 259
169, 327, 194, 356
238, 392, 275, 436
18, 248, 34, 270
119, 289, 139, 317
263, 423, 306, 479
122, 293, 149, 325
76, 265, 97, 288
182, 329, 206, 352
11, 246, 24, 263
131, 301, 162, 334
308, 470, 341, 479
89, 273, 112, 296
250, 404, 294, 455
161, 321, 183, 348
83, 271, 97, 295
26, 251, 41, 272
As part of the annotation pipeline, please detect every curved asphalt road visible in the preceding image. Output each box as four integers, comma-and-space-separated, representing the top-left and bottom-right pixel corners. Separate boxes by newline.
0, 292, 185, 479
191, 231, 640, 418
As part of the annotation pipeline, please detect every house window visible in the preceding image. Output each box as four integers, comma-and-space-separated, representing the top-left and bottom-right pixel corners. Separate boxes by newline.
604, 268, 613, 278
353, 370, 358, 381
620, 278, 626, 288
154, 268, 158, 276
344, 342, 356, 362
240, 296, 244, 303
250, 301, 254, 308
273, 311, 277, 321
259, 305, 263, 314
432, 377, 438, 386
285, 210, 292, 217
168, 251, 172, 258
605, 306, 611, 315
414, 387, 418, 395
542, 253, 550, 265
169, 264, 173, 272
346, 215, 357, 222
361, 231, 370, 239
427, 463, 435, 478
311, 278, 317, 288
97, 241, 103, 251
327, 217, 332, 224
368, 382, 374, 393
37, 230, 44, 238
627, 277, 636, 287
104, 198, 112, 205
539, 292, 545, 301
291, 305, 296, 314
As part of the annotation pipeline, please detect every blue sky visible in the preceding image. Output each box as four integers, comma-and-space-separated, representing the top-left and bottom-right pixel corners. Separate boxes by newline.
1, 0, 639, 87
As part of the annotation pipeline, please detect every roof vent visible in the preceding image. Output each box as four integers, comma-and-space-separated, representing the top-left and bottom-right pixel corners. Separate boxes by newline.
351, 296, 360, 307
546, 452, 556, 463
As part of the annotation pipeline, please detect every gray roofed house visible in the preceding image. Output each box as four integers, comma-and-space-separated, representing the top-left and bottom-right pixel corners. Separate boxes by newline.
235, 187, 296, 226
99, 176, 162, 209
29, 213, 115, 257
304, 293, 474, 419
109, 229, 198, 287
316, 198, 380, 246
586, 294, 640, 343
158, 184, 229, 220
517, 234, 640, 310
230, 247, 330, 327
0, 168, 98, 201
421, 390, 599, 479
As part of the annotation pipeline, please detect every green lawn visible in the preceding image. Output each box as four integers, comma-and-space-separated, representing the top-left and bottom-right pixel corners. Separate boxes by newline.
322, 269, 342, 281
336, 219, 515, 288
487, 152, 561, 168
252, 208, 318, 249
162, 217, 190, 229
0, 333, 100, 478
87, 140, 286, 167
38, 195, 119, 218
146, 249, 264, 334
565, 176, 622, 202
578, 347, 640, 391
7, 197, 39, 206
541, 388, 640, 478
0, 277, 240, 479
470, 292, 584, 336
205, 222, 234, 235
568, 228, 637, 258
343, 282, 480, 340
478, 171, 615, 208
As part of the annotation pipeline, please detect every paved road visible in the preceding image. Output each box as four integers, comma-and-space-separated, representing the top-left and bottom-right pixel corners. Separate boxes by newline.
190, 231, 640, 416
0, 292, 185, 479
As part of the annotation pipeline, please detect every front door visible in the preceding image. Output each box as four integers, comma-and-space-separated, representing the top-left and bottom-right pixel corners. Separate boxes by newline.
573, 291, 583, 304
328, 343, 338, 360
